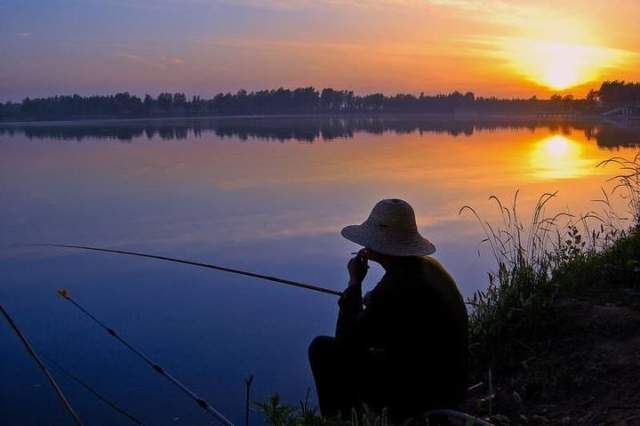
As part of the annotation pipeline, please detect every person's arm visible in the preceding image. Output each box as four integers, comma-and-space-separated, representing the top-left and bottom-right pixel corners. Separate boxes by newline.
336, 280, 392, 348
335, 281, 363, 341
335, 253, 367, 342
335, 253, 390, 348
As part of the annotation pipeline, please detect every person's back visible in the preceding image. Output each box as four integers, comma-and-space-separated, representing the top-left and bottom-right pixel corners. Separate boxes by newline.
398, 257, 468, 408
340, 256, 468, 417
309, 199, 469, 422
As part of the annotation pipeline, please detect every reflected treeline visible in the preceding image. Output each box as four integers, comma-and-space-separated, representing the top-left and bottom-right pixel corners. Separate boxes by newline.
1, 116, 639, 148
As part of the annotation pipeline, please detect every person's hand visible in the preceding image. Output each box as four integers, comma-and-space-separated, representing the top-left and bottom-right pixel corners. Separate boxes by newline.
347, 249, 369, 286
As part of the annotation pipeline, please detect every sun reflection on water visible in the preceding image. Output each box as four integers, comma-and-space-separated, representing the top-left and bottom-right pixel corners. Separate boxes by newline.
530, 134, 591, 179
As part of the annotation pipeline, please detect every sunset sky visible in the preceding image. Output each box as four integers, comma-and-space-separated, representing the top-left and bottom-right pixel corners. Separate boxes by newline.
1, 0, 639, 101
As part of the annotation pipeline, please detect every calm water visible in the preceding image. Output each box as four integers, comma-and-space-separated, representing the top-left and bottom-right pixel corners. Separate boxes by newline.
1, 116, 639, 425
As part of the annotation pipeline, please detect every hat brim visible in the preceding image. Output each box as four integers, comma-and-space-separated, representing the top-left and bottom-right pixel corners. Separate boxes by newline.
341, 224, 436, 257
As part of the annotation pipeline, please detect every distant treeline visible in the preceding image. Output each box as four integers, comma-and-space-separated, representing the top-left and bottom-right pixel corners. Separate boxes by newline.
1, 81, 639, 122
2, 116, 638, 149
597, 80, 640, 105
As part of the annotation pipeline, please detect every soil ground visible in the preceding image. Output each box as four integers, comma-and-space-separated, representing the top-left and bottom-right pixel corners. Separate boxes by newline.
467, 288, 640, 425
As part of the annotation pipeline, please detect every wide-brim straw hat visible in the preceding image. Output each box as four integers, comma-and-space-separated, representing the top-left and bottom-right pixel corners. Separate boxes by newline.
341, 198, 435, 257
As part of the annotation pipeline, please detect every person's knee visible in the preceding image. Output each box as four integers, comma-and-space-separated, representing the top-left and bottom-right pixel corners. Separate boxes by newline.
308, 335, 335, 363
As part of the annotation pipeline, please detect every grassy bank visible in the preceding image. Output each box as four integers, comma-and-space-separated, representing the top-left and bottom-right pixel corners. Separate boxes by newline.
462, 155, 640, 424
466, 155, 640, 369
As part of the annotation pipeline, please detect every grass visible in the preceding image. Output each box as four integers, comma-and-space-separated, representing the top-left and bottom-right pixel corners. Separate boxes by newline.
254, 392, 391, 426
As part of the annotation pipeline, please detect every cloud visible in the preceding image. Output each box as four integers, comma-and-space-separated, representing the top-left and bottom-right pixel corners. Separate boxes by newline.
17, 32, 31, 38
124, 0, 425, 11
215, 0, 408, 7
215, 0, 535, 14
117, 52, 185, 69
426, 0, 481, 10
202, 35, 461, 60
166, 57, 185, 65
424, 0, 549, 27
205, 36, 364, 52
426, 0, 640, 71
113, 0, 308, 10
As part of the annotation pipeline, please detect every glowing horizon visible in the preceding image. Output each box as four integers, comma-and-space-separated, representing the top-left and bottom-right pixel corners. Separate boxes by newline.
489, 38, 635, 91
0, 0, 639, 101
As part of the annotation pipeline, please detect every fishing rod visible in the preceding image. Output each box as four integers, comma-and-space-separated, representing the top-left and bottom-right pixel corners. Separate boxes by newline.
56, 289, 233, 426
39, 244, 342, 297
0, 305, 83, 426
41, 354, 144, 425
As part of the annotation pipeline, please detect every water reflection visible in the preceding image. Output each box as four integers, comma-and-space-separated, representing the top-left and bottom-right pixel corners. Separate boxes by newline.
530, 135, 590, 179
1, 117, 640, 425
1, 116, 639, 148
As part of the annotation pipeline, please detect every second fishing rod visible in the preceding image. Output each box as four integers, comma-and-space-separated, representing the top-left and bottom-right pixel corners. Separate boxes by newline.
57, 288, 233, 426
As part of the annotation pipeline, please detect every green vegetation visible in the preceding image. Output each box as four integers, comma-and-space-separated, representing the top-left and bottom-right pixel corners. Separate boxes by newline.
254, 391, 391, 426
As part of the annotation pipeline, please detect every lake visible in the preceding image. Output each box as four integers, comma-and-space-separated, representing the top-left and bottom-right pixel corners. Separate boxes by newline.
1, 116, 639, 425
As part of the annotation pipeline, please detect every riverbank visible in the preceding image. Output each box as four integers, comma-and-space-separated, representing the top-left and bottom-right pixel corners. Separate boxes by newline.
467, 284, 640, 425
462, 158, 640, 424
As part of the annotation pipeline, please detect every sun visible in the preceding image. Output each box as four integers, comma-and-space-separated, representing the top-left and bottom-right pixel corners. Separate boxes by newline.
545, 67, 578, 91
496, 38, 632, 90
545, 135, 571, 156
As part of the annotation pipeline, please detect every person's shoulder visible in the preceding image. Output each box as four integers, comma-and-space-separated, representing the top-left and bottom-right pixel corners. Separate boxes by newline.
420, 255, 443, 269
418, 256, 453, 280
417, 256, 463, 295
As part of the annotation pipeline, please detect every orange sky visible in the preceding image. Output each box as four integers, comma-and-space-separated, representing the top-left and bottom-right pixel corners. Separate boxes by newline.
223, 0, 640, 97
1, 0, 639, 99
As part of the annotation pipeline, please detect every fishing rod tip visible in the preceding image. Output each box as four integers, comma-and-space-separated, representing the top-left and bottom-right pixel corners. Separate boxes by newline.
57, 288, 70, 300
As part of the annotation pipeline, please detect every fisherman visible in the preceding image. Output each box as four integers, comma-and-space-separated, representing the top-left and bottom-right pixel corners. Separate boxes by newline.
308, 198, 469, 421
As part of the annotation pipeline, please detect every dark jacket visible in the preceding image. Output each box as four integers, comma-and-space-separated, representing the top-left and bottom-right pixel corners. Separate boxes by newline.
336, 256, 469, 408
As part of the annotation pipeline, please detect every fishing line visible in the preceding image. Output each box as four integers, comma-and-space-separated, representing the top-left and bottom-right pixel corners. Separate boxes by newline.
56, 289, 233, 426
0, 304, 84, 426
41, 354, 144, 425
38, 244, 342, 297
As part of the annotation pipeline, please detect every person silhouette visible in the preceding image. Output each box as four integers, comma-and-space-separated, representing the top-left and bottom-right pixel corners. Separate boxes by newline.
309, 199, 469, 422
